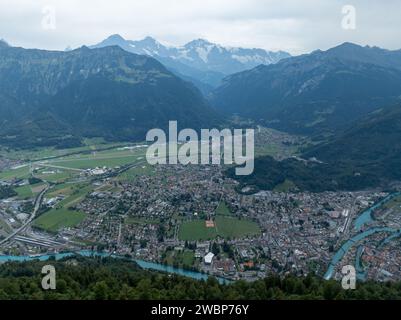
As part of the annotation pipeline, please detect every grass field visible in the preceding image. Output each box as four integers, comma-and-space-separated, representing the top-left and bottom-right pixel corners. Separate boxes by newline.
33, 208, 86, 232
216, 202, 231, 216
14, 185, 33, 199
53, 184, 93, 209
35, 168, 76, 183
0, 139, 131, 161
45, 183, 75, 198
178, 216, 260, 241
179, 220, 218, 241
0, 165, 30, 181
181, 250, 195, 266
117, 164, 154, 181
215, 216, 260, 239
0, 143, 146, 182
164, 249, 195, 268
273, 179, 296, 192
255, 144, 279, 157
44, 148, 147, 170
14, 183, 46, 200
34, 182, 91, 232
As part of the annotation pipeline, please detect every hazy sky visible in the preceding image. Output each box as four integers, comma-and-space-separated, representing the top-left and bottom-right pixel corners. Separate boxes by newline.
0, 0, 400, 55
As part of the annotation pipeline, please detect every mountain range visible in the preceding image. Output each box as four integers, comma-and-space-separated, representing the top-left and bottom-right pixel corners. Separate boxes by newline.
0, 40, 221, 148
218, 43, 401, 192
211, 42, 401, 136
2, 36, 401, 193
91, 34, 291, 93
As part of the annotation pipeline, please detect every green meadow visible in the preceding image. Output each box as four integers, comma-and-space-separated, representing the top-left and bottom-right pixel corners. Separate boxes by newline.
178, 216, 260, 241
44, 147, 147, 170
0, 165, 30, 181
33, 208, 86, 232
117, 164, 154, 181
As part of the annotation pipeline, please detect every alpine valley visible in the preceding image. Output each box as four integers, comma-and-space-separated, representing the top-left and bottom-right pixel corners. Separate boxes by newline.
0, 39, 221, 148
3, 34, 401, 291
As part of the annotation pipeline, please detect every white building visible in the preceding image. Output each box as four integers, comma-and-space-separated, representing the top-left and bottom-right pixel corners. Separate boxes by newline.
204, 252, 214, 265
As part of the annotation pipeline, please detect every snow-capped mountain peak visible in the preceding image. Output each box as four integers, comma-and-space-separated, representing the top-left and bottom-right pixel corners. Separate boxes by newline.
184, 38, 213, 48
91, 35, 291, 89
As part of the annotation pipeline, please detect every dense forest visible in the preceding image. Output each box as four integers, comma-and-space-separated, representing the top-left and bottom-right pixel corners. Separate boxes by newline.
226, 156, 384, 193
1, 256, 401, 300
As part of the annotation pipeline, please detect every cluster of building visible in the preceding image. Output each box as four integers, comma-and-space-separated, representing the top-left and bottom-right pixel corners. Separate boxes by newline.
2, 151, 401, 283
60, 162, 399, 281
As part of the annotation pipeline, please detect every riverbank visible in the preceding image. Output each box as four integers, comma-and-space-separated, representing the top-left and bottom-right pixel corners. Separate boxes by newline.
324, 192, 401, 280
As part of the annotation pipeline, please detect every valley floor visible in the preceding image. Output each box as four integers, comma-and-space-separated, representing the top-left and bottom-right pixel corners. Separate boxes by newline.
1, 131, 401, 283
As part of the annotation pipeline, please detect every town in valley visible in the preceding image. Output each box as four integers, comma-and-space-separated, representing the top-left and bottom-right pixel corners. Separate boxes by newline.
1, 129, 401, 283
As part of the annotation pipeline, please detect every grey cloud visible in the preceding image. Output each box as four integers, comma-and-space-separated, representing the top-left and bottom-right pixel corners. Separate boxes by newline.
0, 0, 400, 55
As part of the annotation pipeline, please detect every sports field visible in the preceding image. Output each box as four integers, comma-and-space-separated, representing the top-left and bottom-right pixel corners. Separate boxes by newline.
215, 216, 260, 239
178, 216, 260, 241
179, 220, 218, 241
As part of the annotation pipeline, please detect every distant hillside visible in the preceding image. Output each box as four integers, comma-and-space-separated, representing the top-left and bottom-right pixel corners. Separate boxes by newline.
211, 43, 401, 136
91, 35, 291, 92
0, 42, 221, 148
226, 155, 383, 193
303, 103, 401, 180
228, 104, 401, 193
324, 42, 401, 70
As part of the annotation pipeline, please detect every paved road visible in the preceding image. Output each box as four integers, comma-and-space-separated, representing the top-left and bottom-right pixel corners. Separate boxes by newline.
0, 184, 49, 246
36, 163, 84, 172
